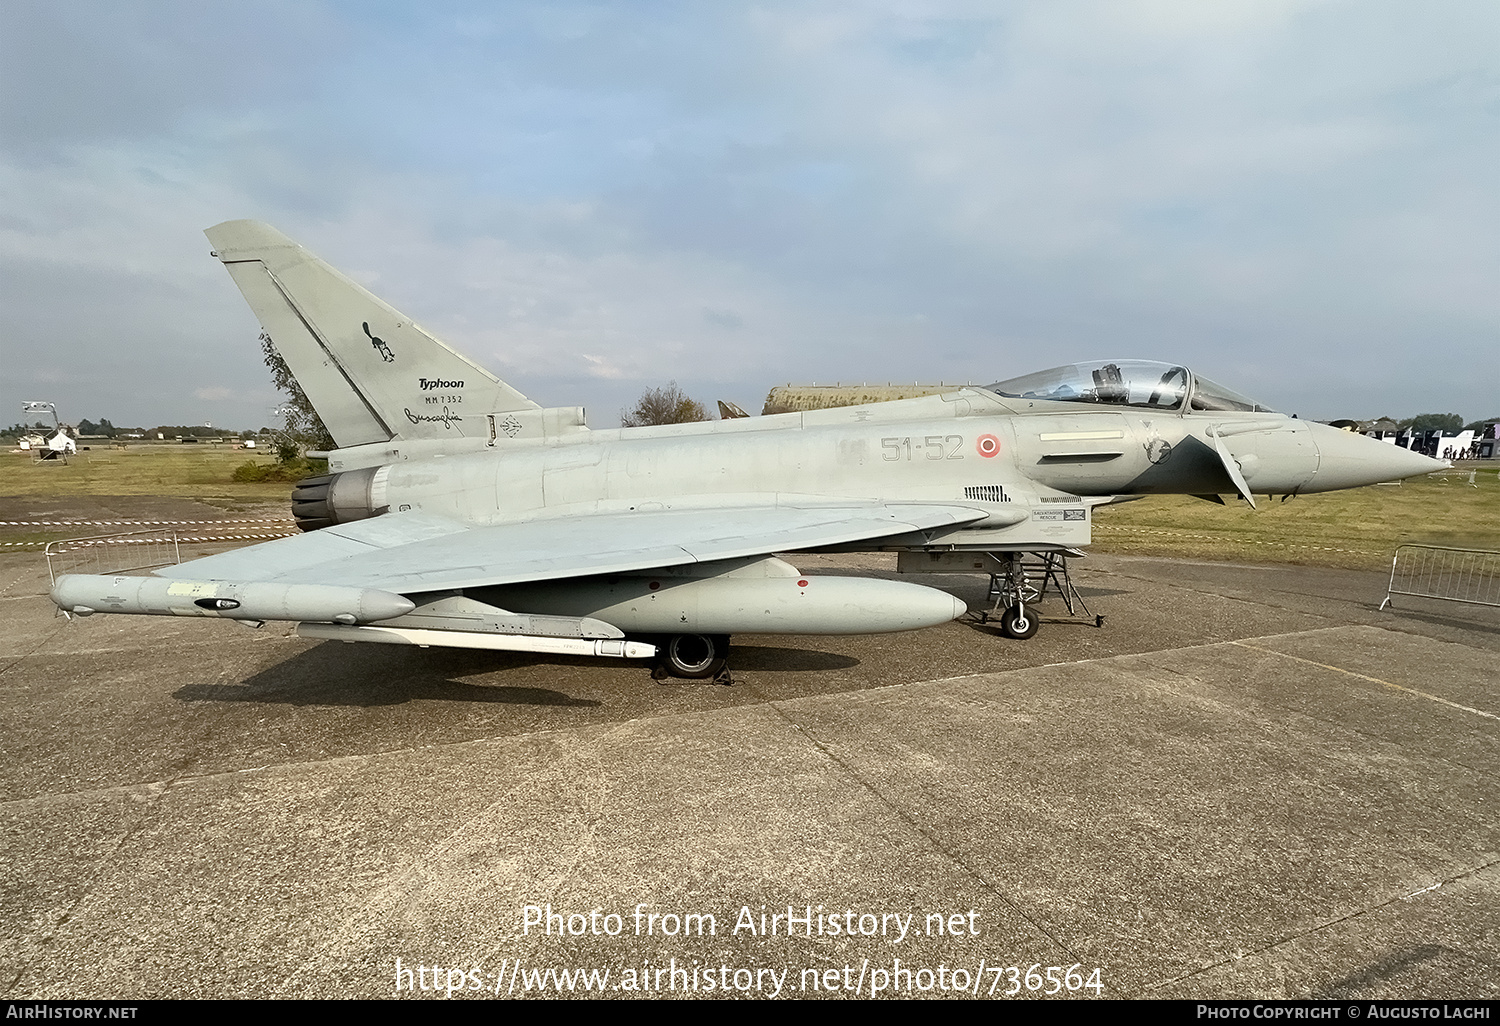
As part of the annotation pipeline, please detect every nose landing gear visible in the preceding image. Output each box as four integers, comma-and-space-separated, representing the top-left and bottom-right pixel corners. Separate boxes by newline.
999, 603, 1040, 640
975, 550, 1103, 640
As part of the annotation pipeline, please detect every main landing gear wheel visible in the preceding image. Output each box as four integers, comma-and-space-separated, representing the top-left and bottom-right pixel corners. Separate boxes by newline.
999, 604, 1040, 640
657, 633, 730, 679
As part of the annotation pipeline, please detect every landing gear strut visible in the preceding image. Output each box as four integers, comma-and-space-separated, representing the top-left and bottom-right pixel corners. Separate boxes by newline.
975, 550, 1103, 640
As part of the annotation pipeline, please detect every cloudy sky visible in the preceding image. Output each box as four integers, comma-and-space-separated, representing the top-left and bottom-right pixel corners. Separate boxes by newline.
3, 1, 1497, 431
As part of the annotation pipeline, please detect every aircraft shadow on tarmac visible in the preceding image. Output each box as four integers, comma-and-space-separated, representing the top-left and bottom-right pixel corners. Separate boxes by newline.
702, 643, 859, 672
170, 639, 860, 707
172, 642, 605, 707
1073, 585, 1129, 598
1311, 943, 1454, 1000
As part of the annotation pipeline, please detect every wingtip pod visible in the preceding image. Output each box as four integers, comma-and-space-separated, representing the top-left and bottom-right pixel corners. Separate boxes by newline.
50, 575, 415, 624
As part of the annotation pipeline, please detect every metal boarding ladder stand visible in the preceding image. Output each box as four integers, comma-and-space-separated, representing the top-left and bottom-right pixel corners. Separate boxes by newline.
977, 549, 1103, 640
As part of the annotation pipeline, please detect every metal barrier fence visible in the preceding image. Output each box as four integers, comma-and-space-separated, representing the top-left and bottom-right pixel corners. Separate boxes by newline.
45, 529, 181, 583
1381, 544, 1500, 611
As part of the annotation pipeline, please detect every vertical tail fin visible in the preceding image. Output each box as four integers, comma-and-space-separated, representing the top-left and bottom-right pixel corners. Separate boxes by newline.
205, 220, 538, 448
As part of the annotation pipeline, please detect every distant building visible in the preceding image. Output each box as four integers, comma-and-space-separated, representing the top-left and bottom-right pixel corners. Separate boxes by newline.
1372, 427, 1476, 459
1359, 417, 1401, 440
1473, 422, 1499, 459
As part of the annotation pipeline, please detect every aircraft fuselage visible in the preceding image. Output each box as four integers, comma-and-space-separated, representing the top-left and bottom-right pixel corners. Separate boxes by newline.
307, 385, 1431, 557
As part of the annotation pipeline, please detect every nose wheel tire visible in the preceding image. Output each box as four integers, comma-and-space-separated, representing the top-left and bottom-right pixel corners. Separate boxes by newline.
1000, 605, 1040, 640
658, 633, 730, 679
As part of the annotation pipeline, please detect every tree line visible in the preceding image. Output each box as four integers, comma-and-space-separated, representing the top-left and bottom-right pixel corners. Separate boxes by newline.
2, 419, 269, 440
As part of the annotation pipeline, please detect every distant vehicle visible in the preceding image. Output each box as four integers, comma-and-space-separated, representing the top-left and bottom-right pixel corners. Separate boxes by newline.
50, 222, 1446, 678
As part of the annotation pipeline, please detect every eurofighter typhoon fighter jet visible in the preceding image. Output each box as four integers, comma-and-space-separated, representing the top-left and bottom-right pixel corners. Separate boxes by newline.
51, 222, 1445, 677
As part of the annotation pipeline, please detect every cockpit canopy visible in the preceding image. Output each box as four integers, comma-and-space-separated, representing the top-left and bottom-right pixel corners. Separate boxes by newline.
986, 360, 1275, 414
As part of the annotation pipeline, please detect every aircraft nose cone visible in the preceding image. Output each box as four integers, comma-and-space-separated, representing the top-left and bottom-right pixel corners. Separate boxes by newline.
1304, 423, 1448, 492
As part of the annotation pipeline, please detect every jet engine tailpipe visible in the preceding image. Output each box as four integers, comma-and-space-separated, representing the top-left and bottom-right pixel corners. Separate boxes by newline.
291, 465, 388, 531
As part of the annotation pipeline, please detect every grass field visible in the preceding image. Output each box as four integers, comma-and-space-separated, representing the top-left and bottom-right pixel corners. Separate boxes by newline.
1093, 467, 1500, 570
0, 445, 295, 503
4, 445, 1497, 570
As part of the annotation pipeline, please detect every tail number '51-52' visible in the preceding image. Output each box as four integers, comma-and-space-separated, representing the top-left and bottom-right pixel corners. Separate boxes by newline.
882, 435, 964, 461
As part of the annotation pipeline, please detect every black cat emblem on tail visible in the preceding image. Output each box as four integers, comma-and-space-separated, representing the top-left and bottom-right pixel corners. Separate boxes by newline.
363, 322, 395, 362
